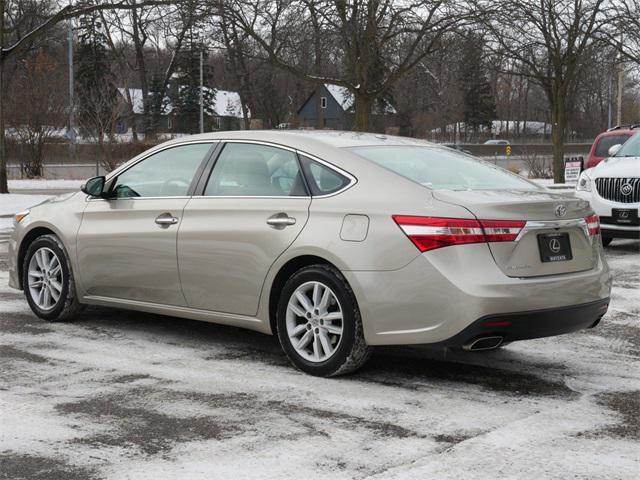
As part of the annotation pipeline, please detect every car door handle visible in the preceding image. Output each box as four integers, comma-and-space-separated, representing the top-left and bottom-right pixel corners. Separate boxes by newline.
266, 213, 296, 229
155, 213, 178, 227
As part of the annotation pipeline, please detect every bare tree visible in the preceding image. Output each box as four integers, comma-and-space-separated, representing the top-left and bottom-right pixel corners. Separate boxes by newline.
5, 52, 68, 177
225, 0, 475, 131
0, 0, 184, 194
77, 87, 129, 172
483, 0, 612, 182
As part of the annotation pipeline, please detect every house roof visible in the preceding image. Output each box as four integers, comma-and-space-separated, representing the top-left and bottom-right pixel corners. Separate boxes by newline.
298, 83, 397, 115
117, 87, 246, 118
324, 84, 353, 111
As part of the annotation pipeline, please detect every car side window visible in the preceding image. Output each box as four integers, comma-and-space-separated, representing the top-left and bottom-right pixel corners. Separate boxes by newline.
204, 143, 308, 196
299, 154, 350, 196
112, 143, 212, 198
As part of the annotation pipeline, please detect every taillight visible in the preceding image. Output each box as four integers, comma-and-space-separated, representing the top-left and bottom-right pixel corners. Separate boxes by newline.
392, 216, 525, 252
585, 214, 600, 236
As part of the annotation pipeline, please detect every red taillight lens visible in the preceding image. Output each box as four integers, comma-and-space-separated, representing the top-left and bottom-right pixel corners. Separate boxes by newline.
392, 216, 525, 252
585, 214, 600, 236
478, 219, 526, 242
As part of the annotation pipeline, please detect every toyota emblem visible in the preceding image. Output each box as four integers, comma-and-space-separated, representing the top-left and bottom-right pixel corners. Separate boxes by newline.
620, 183, 633, 196
555, 204, 567, 217
549, 238, 562, 253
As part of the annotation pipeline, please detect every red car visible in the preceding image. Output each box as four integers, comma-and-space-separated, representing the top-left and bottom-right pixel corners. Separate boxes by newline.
586, 125, 640, 169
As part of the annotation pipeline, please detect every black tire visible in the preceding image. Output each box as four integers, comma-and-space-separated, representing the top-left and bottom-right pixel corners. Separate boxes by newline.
601, 236, 613, 247
276, 264, 372, 377
22, 234, 84, 321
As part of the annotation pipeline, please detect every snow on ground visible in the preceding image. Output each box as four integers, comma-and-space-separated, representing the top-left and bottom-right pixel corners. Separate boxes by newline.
0, 239, 638, 479
0, 194, 51, 216
0, 193, 52, 236
8, 179, 84, 190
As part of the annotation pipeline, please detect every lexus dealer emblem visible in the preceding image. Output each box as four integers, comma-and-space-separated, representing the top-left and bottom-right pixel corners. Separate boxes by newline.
555, 204, 567, 217
620, 183, 633, 196
549, 238, 561, 253
619, 210, 630, 219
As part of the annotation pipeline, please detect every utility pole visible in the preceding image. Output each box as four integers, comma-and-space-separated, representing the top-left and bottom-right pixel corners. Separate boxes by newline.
616, 64, 623, 126
607, 70, 612, 129
199, 49, 204, 134
616, 34, 624, 126
67, 20, 77, 164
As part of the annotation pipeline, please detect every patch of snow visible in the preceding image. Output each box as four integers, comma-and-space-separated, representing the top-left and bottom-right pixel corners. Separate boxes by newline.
8, 179, 84, 190
122, 86, 248, 119
0, 194, 51, 216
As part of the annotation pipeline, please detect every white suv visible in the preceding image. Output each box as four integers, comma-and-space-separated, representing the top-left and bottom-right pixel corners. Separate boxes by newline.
576, 135, 640, 245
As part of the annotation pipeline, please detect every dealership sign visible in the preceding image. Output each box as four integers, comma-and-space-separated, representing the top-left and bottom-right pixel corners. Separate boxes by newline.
564, 157, 583, 183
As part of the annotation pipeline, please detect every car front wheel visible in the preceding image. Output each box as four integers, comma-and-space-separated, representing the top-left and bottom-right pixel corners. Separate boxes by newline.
276, 264, 372, 377
22, 234, 83, 321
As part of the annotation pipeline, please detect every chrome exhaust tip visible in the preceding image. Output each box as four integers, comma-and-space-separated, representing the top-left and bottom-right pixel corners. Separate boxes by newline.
463, 336, 504, 352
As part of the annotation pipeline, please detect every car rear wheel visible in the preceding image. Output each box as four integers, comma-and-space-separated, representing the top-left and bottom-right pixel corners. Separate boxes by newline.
276, 264, 372, 377
22, 234, 83, 321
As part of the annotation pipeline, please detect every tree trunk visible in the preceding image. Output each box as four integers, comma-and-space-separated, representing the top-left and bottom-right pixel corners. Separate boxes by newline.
551, 101, 566, 183
0, 0, 8, 194
353, 93, 371, 132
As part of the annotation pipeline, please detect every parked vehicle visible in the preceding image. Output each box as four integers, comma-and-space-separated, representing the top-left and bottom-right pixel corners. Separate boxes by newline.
576, 132, 640, 245
484, 139, 510, 145
585, 125, 640, 169
9, 131, 611, 376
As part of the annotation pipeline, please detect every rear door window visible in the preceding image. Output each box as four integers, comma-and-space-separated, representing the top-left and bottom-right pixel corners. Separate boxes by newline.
205, 143, 308, 196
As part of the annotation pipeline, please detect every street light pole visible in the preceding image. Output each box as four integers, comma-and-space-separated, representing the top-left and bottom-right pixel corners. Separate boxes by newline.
199, 49, 204, 134
68, 20, 76, 164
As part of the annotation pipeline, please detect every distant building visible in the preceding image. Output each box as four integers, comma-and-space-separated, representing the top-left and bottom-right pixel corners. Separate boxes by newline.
296, 83, 396, 132
116, 87, 247, 134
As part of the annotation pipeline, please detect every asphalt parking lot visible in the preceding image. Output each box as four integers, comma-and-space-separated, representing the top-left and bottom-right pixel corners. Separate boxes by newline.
1, 238, 638, 480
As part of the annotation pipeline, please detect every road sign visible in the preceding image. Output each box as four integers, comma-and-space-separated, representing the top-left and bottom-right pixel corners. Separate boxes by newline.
505, 145, 512, 156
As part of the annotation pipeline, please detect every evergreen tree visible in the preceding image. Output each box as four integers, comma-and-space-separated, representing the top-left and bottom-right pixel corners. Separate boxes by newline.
75, 13, 118, 141
171, 26, 215, 133
460, 34, 496, 138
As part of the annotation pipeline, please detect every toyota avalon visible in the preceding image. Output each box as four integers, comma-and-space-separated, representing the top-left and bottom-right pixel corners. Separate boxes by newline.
8, 131, 612, 376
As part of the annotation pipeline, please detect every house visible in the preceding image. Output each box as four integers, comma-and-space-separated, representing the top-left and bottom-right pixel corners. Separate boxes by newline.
116, 87, 247, 134
296, 83, 396, 132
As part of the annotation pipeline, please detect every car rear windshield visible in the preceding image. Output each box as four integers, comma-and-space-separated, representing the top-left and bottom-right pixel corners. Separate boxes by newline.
348, 145, 538, 191
595, 135, 631, 157
614, 133, 640, 157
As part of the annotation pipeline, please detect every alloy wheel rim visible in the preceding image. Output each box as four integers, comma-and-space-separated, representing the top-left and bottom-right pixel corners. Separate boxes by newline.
286, 281, 344, 362
28, 247, 63, 310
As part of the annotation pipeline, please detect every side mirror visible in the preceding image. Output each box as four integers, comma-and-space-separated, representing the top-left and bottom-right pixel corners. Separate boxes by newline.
608, 144, 622, 157
81, 176, 106, 197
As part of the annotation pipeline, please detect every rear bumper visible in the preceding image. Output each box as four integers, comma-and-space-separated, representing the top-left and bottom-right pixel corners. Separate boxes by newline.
439, 298, 610, 347
344, 243, 611, 346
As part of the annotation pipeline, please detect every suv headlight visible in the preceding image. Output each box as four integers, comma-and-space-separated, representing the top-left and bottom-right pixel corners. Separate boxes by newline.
576, 171, 592, 192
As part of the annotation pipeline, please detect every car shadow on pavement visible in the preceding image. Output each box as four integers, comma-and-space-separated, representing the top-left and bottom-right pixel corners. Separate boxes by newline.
69, 305, 575, 398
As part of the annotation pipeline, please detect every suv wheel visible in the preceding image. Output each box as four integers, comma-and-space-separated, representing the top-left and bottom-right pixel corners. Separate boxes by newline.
22, 234, 83, 321
276, 265, 372, 377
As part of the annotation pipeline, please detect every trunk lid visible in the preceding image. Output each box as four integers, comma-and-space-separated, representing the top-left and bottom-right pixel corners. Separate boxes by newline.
433, 189, 597, 277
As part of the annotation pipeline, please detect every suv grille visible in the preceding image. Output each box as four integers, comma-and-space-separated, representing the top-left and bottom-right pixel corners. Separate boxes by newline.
595, 177, 640, 203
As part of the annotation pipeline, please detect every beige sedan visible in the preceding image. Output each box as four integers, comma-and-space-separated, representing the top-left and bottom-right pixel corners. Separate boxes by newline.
8, 131, 612, 376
